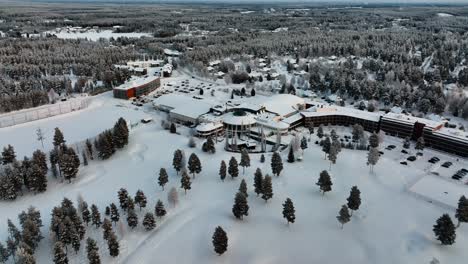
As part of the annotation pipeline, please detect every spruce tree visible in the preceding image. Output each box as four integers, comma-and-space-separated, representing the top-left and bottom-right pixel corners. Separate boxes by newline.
90, 204, 102, 228
53, 242, 68, 264
228, 157, 239, 179
322, 136, 331, 159
172, 149, 183, 175
239, 149, 250, 174
261, 175, 273, 202
158, 168, 169, 190
82, 152, 88, 166
29, 164, 47, 193
282, 198, 296, 224
105, 206, 110, 216
86, 238, 100, 264
110, 203, 120, 224
143, 213, 156, 231
53, 128, 66, 147
112, 117, 129, 149
287, 146, 295, 163
271, 152, 283, 176
202, 137, 216, 153
2, 145, 16, 165
337, 205, 351, 229
239, 179, 248, 197
81, 202, 91, 225
260, 154, 265, 163
126, 210, 138, 229
71, 231, 81, 253
31, 150, 47, 175
316, 170, 332, 195
127, 196, 135, 212
455, 195, 468, 228
155, 199, 167, 218
367, 147, 380, 172
347, 186, 361, 216
433, 214, 456, 245
60, 147, 80, 183
317, 124, 324, 138
107, 231, 120, 258
232, 192, 249, 220
134, 190, 147, 210
212, 226, 228, 255
118, 188, 129, 211
181, 171, 192, 194
102, 219, 112, 241
188, 153, 202, 178
219, 160, 227, 181
253, 168, 263, 196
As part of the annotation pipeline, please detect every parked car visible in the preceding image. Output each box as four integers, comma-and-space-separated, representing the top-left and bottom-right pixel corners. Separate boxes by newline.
401, 149, 408, 154
400, 161, 408, 165
441, 162, 453, 168
407, 156, 416, 161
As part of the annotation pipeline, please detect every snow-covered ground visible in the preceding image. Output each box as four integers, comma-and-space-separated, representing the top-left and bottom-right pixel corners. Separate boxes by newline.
1, 73, 468, 263
45, 29, 152, 41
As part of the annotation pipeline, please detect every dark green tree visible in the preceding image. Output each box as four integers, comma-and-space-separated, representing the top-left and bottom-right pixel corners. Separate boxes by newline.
228, 157, 239, 179
232, 192, 249, 220
271, 152, 283, 176
212, 226, 228, 255
282, 198, 296, 224
158, 168, 169, 190
181, 171, 192, 194
337, 205, 351, 229
316, 170, 332, 195
261, 175, 273, 202
143, 213, 156, 231
253, 168, 263, 196
433, 214, 456, 245
219, 160, 227, 181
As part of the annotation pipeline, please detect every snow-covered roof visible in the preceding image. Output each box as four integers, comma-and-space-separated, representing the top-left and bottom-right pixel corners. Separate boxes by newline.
281, 113, 303, 125
114, 75, 159, 91
153, 94, 213, 119
164, 49, 181, 56
215, 71, 225, 77
223, 112, 256, 126
262, 94, 305, 117
383, 113, 444, 130
209, 60, 221, 66
196, 122, 223, 132
301, 104, 381, 122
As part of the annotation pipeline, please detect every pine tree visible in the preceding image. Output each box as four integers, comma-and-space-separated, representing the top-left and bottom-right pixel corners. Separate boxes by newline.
455, 195, 468, 228
433, 214, 456, 245
71, 231, 81, 253
232, 192, 249, 220
328, 142, 338, 170
239, 179, 248, 197
172, 149, 183, 175
168, 187, 179, 208
134, 190, 147, 210
322, 136, 331, 159
287, 146, 295, 163
260, 154, 265, 163
337, 205, 351, 229
219, 160, 227, 181
346, 186, 361, 216
369, 132, 379, 148
29, 164, 47, 193
317, 124, 324, 138
54, 242, 68, 264
170, 123, 177, 134
107, 231, 120, 258
253, 168, 263, 196
81, 202, 91, 226
53, 128, 66, 147
316, 170, 332, 195
261, 175, 273, 202
188, 153, 202, 178
96, 131, 115, 160
367, 147, 380, 172
415, 136, 425, 151
110, 203, 120, 224
158, 168, 169, 190
228, 157, 239, 179
86, 238, 100, 264
127, 196, 135, 212
212, 226, 228, 255
91, 204, 102, 228
143, 213, 156, 231
155, 199, 167, 218
60, 147, 80, 183
181, 171, 192, 194
300, 136, 308, 150
126, 210, 138, 229
102, 219, 112, 241
118, 188, 129, 211
105, 206, 110, 216
112, 117, 129, 149
16, 245, 35, 264
31, 150, 47, 175
239, 149, 250, 174
202, 137, 216, 153
271, 152, 283, 176
282, 198, 296, 224
0, 242, 9, 263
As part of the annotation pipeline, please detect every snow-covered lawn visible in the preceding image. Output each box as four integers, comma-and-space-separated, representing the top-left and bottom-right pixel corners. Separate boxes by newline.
1, 92, 468, 263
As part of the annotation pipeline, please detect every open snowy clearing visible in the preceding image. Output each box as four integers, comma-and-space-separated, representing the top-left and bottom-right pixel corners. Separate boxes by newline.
45, 30, 152, 41
1, 92, 468, 263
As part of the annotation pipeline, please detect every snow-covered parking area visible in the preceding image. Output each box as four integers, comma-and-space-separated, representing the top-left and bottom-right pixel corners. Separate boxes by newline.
0, 92, 468, 264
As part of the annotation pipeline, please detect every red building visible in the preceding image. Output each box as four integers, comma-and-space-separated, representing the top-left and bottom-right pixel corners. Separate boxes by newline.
113, 76, 160, 99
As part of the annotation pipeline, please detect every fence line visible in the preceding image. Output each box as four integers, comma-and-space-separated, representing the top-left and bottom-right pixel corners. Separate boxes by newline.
0, 98, 90, 128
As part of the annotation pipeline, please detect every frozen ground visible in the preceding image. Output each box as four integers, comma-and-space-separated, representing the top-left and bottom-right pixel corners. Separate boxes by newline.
1, 78, 468, 264
45, 29, 152, 41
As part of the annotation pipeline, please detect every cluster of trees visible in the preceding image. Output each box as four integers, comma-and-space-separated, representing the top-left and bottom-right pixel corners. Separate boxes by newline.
172, 149, 203, 194
0, 145, 51, 200
93, 118, 129, 160
0, 207, 43, 263
433, 195, 468, 246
